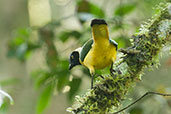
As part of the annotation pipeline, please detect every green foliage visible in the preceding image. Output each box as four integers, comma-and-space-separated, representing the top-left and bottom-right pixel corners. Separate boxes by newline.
68, 78, 82, 101
115, 36, 131, 48
129, 107, 143, 114
7, 28, 40, 61
36, 84, 53, 114
0, 78, 20, 86
0, 100, 10, 114
59, 30, 82, 42
32, 70, 51, 89
77, 0, 105, 22
114, 3, 136, 17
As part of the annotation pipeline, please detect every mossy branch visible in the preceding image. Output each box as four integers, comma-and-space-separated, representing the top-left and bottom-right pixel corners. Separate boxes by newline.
67, 3, 171, 114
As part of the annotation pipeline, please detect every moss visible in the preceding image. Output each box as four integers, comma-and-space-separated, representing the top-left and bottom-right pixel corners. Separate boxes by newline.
67, 3, 171, 114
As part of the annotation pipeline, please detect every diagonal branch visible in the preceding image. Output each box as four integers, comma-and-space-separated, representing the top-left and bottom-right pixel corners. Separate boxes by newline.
114, 92, 171, 114
67, 3, 171, 114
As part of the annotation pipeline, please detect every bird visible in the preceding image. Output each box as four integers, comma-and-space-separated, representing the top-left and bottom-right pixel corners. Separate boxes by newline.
69, 19, 118, 89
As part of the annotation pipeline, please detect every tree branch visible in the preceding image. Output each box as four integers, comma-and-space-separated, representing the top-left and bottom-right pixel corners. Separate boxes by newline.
67, 3, 171, 114
113, 92, 171, 114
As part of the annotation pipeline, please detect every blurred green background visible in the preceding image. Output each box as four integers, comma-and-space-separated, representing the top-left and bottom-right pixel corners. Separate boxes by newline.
0, 0, 171, 114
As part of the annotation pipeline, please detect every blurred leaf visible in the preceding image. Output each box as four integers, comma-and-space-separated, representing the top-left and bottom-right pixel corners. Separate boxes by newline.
15, 43, 28, 59
129, 107, 143, 114
114, 36, 131, 48
7, 28, 40, 61
57, 60, 70, 91
0, 78, 20, 86
36, 73, 51, 89
36, 84, 53, 114
82, 68, 91, 77
95, 70, 102, 76
59, 30, 82, 42
68, 78, 81, 101
32, 70, 51, 89
114, 3, 136, 16
0, 100, 9, 113
89, 3, 105, 18
58, 60, 69, 70
57, 74, 69, 92
77, 0, 105, 22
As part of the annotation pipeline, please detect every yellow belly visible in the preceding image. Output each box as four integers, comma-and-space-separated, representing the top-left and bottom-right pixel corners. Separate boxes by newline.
83, 43, 117, 70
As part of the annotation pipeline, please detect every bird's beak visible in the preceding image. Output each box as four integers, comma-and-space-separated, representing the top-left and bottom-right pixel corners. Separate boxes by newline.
69, 64, 73, 70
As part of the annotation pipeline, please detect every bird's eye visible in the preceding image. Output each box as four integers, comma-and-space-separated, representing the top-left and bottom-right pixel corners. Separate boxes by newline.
71, 55, 74, 59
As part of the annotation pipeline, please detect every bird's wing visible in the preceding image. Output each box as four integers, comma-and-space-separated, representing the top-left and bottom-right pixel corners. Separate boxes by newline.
109, 39, 118, 50
80, 39, 94, 62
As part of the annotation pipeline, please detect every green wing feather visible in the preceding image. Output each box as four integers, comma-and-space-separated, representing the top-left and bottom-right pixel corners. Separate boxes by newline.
80, 39, 93, 62
109, 39, 118, 50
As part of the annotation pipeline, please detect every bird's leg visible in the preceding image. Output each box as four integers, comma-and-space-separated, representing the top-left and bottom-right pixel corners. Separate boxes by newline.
110, 63, 116, 76
91, 74, 94, 89
89, 67, 95, 89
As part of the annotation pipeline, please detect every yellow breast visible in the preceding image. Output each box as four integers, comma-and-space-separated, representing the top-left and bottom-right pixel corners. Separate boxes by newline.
83, 39, 117, 70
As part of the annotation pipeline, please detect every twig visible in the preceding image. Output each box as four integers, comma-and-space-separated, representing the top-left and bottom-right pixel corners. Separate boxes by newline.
113, 92, 171, 114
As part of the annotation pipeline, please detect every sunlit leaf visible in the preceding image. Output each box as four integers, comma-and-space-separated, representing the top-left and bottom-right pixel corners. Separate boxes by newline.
0, 100, 9, 113
36, 84, 53, 114
68, 78, 81, 101
114, 3, 136, 16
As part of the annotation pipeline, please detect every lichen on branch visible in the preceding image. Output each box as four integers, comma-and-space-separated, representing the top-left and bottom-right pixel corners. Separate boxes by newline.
67, 3, 171, 114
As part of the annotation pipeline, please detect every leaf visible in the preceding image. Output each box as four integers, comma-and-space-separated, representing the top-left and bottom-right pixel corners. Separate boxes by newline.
114, 3, 136, 16
59, 31, 81, 42
57, 74, 69, 92
35, 73, 51, 89
68, 78, 82, 101
89, 3, 105, 18
114, 36, 131, 48
129, 107, 143, 114
77, 0, 105, 22
0, 100, 9, 113
31, 70, 51, 89
36, 84, 53, 114
0, 78, 20, 86
57, 60, 70, 92
7, 27, 40, 61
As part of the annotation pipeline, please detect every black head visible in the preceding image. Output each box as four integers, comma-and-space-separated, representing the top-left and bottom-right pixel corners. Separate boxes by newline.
90, 19, 107, 27
69, 51, 81, 70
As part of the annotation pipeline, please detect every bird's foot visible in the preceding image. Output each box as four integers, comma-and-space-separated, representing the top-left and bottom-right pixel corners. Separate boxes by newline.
110, 68, 116, 76
96, 74, 104, 79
